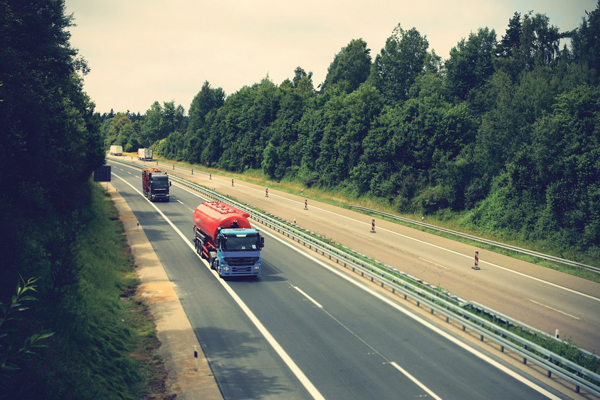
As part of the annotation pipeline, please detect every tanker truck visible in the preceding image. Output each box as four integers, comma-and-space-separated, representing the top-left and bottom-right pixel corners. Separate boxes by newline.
142, 168, 171, 202
193, 201, 264, 278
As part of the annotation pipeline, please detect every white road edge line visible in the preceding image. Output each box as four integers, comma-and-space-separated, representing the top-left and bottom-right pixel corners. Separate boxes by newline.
390, 362, 443, 400
527, 299, 580, 320
112, 173, 325, 400
292, 286, 323, 308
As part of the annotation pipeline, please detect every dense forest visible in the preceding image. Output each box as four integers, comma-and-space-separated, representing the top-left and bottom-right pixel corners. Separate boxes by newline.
0, 1, 145, 398
105, 4, 600, 261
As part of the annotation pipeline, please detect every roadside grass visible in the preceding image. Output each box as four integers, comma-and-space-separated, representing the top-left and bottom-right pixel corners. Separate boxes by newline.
36, 182, 166, 400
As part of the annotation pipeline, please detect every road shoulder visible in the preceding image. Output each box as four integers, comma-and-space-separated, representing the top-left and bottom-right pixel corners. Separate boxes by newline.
108, 183, 222, 400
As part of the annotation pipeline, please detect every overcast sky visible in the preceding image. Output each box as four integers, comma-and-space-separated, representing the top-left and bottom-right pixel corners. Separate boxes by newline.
65, 0, 597, 115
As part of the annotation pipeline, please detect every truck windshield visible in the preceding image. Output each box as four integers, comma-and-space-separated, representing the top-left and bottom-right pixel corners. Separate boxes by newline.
223, 234, 260, 251
153, 179, 169, 188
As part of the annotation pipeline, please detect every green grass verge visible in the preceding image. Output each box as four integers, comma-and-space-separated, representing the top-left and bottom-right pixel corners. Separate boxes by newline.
32, 182, 166, 400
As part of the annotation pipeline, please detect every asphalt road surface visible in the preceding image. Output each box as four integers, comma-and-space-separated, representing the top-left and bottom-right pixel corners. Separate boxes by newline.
108, 160, 571, 400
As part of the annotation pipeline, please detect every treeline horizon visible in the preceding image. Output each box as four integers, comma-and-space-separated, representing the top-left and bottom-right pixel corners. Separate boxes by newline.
103, 4, 600, 261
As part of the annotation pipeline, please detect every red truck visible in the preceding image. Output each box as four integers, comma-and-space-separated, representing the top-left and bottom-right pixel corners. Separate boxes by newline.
142, 168, 171, 202
193, 201, 264, 278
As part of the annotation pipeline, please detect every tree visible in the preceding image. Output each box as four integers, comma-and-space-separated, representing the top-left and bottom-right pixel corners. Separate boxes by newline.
571, 1, 600, 77
497, 12, 522, 57
369, 24, 429, 104
292, 67, 313, 90
187, 81, 225, 137
321, 39, 372, 93
445, 28, 497, 101
495, 12, 563, 78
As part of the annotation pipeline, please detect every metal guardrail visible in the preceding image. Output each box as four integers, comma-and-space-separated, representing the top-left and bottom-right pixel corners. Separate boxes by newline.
349, 205, 600, 274
111, 159, 600, 397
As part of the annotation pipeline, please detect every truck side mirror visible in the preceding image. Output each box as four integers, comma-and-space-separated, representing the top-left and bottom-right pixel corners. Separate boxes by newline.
169, 181, 172, 186
260, 237, 264, 249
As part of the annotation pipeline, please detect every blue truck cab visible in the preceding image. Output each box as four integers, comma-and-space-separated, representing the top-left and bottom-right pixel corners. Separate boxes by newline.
212, 227, 264, 278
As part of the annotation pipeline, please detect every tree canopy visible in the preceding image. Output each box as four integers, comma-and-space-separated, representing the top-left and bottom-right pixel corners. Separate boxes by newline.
102, 3, 600, 261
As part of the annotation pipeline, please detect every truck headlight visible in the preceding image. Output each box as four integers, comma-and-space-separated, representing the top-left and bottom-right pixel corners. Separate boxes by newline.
253, 265, 260, 270
223, 266, 230, 272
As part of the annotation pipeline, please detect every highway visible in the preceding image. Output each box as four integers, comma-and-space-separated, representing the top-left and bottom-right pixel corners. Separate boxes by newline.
108, 160, 568, 399
133, 158, 600, 353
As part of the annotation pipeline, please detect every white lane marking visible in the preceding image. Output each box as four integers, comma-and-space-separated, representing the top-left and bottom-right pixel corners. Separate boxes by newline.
293, 286, 442, 399
292, 286, 323, 308
112, 173, 325, 400
372, 225, 599, 302
418, 257, 448, 269
262, 229, 562, 400
292, 285, 442, 400
175, 199, 195, 212
390, 362, 443, 400
527, 299, 580, 320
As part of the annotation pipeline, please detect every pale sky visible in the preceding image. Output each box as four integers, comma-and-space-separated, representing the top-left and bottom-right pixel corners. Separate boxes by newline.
64, 0, 597, 115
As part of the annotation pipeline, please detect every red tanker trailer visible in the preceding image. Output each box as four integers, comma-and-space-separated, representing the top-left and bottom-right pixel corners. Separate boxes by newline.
193, 201, 264, 278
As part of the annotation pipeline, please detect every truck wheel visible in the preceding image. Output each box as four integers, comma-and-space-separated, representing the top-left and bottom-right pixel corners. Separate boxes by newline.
212, 260, 223, 278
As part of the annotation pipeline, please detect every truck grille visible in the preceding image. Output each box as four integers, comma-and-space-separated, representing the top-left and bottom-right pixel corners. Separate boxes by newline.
224, 257, 259, 266
231, 266, 252, 274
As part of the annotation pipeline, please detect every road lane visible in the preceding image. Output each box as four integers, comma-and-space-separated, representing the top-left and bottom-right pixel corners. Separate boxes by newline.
108, 161, 566, 399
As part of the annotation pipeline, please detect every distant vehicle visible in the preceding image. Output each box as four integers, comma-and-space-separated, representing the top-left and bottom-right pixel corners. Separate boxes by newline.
138, 148, 153, 161
142, 168, 170, 202
110, 145, 123, 156
193, 201, 264, 278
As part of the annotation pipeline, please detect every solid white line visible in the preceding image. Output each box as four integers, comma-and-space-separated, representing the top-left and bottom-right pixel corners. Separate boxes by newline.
263, 228, 562, 400
527, 299, 580, 320
390, 362, 443, 400
292, 286, 323, 308
112, 173, 325, 400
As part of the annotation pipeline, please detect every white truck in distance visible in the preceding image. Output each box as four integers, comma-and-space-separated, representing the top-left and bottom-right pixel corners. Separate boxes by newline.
138, 148, 153, 161
110, 145, 122, 156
